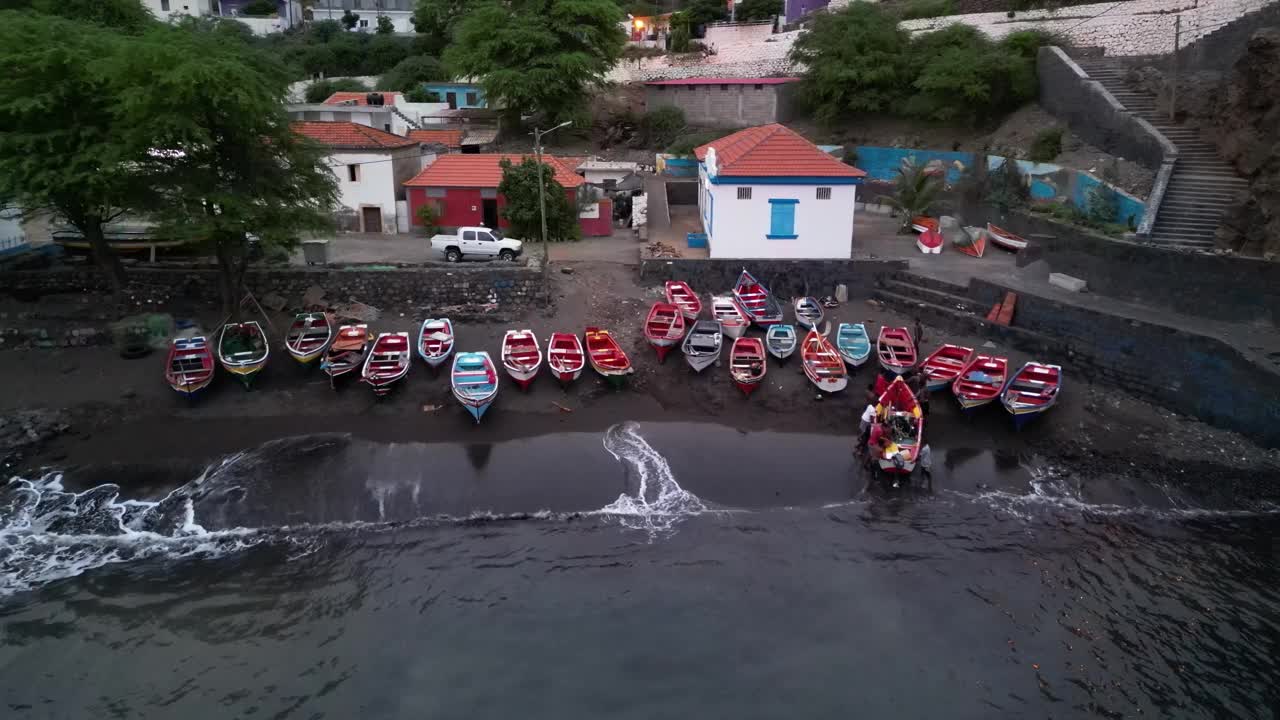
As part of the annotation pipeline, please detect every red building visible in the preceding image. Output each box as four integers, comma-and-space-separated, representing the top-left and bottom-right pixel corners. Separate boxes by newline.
404, 154, 612, 237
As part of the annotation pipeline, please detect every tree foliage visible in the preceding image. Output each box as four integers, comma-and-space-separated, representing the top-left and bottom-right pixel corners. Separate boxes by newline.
444, 0, 626, 123
341, 9, 359, 30
676, 0, 725, 26
788, 4, 913, 123
2, 0, 154, 31
378, 55, 445, 93
411, 0, 469, 54
885, 159, 943, 233
376, 14, 395, 34
642, 106, 687, 148
497, 158, 580, 242
304, 77, 370, 103
736, 0, 782, 21
985, 157, 1030, 212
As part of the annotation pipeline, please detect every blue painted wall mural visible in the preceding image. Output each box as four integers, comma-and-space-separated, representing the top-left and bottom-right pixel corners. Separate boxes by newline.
854, 146, 975, 185
987, 156, 1145, 228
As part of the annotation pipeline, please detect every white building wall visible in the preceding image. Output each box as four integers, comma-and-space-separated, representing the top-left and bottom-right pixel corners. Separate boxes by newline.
330, 150, 400, 233
701, 170, 856, 259
141, 0, 215, 20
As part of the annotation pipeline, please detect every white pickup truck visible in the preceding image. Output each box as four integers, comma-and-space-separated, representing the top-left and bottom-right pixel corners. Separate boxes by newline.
430, 226, 524, 263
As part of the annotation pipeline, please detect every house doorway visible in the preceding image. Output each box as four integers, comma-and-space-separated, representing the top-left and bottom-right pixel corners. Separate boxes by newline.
446, 92, 459, 110
361, 207, 382, 233
481, 198, 499, 229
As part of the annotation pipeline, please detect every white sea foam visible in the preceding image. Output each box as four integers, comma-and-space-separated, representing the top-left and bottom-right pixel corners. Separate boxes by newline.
598, 422, 708, 536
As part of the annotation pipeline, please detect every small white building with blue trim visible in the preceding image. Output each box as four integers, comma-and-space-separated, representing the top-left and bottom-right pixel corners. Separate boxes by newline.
694, 124, 865, 259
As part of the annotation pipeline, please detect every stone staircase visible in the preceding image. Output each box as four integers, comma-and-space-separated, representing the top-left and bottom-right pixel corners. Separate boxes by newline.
1074, 58, 1249, 251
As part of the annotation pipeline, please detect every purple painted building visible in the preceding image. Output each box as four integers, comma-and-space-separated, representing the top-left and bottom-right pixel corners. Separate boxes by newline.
784, 0, 829, 23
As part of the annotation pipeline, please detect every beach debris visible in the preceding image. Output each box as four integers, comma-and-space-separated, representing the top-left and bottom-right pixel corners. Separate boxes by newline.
835, 284, 848, 303
561, 266, 575, 275
983, 341, 997, 348
645, 241, 682, 258
865, 298, 880, 308
333, 300, 380, 323
302, 285, 327, 308
421, 403, 442, 413
551, 401, 573, 413
261, 292, 288, 312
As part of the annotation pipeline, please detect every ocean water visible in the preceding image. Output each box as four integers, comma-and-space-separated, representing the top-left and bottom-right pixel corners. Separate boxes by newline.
1, 422, 1278, 719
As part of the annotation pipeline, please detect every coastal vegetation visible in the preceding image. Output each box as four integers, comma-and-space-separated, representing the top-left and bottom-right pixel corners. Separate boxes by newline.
497, 159, 581, 242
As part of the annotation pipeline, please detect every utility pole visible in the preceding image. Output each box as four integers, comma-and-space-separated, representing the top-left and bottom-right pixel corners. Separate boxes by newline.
1169, 14, 1181, 121
530, 121, 571, 287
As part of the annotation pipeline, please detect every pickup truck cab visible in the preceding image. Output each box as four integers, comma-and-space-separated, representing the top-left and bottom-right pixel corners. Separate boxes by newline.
430, 226, 524, 263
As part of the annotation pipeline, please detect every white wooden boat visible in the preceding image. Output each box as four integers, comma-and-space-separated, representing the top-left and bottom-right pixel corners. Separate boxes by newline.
547, 332, 585, 386
681, 320, 723, 373
711, 295, 749, 339
765, 324, 797, 361
501, 329, 542, 391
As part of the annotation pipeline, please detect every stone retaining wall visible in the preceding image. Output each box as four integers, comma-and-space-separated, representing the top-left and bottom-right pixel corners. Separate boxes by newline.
639, 258, 908, 297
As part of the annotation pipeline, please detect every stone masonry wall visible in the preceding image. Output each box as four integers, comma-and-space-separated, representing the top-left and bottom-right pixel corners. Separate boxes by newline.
645, 83, 790, 128
639, 258, 908, 298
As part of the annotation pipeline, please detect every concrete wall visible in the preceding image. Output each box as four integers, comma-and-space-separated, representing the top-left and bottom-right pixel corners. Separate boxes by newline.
698, 166, 857, 259
1037, 46, 1176, 171
330, 150, 401, 233
645, 83, 793, 127
978, 207, 1280, 326
141, 0, 215, 21
638, 257, 907, 298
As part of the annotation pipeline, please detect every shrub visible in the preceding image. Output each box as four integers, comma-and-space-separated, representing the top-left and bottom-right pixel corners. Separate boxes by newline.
303, 77, 368, 103
667, 129, 737, 157
1086, 181, 1119, 226
376, 15, 395, 35
622, 45, 666, 60
415, 203, 439, 236
985, 158, 1030, 212
737, 0, 784, 22
899, 0, 954, 20
378, 55, 444, 92
788, 4, 913, 123
1029, 127, 1063, 162
642, 106, 687, 148
670, 23, 692, 52
907, 25, 1037, 125
1001, 29, 1061, 58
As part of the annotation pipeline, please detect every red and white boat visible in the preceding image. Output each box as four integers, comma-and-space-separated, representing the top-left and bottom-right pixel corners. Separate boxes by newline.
952, 354, 1009, 413
284, 312, 333, 366
876, 326, 917, 375
546, 332, 585, 386
664, 280, 702, 321
501, 329, 542, 391
920, 344, 974, 392
585, 327, 634, 388
417, 317, 454, 371
800, 328, 847, 393
321, 324, 372, 388
875, 376, 924, 475
711, 295, 749, 339
987, 223, 1028, 251
732, 268, 783, 326
729, 336, 767, 397
911, 216, 938, 233
643, 301, 686, 363
164, 335, 215, 398
361, 332, 411, 397
916, 228, 943, 254
1001, 361, 1062, 428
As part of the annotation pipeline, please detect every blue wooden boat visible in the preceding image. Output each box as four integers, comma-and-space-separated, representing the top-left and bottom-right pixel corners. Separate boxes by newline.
765, 324, 796, 362
1000, 361, 1061, 428
835, 323, 871, 368
451, 351, 499, 423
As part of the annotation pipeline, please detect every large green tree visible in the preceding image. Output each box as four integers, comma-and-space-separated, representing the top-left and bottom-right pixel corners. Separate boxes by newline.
788, 3, 913, 124
498, 158, 580, 242
115, 22, 338, 314
735, 0, 781, 21
905, 24, 1037, 124
411, 0, 471, 55
0, 0, 153, 31
445, 0, 626, 123
379, 55, 447, 93
0, 12, 149, 291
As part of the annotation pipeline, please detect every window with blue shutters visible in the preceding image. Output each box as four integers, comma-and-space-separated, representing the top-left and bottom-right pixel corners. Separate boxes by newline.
767, 199, 798, 239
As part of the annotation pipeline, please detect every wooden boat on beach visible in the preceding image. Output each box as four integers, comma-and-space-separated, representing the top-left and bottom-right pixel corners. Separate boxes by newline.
284, 312, 333, 366
451, 351, 499, 423
417, 318, 454, 370
321, 324, 372, 388
546, 332, 585, 386
501, 329, 542, 391
987, 223, 1028, 252
711, 295, 749, 339
911, 216, 939, 234
164, 335, 215, 398
920, 344, 974, 392
1001, 361, 1062, 428
585, 327, 634, 387
765, 324, 797, 362
681, 320, 723, 373
217, 321, 269, 389
952, 354, 1009, 413
800, 328, 847, 393
793, 296, 824, 330
664, 280, 702, 321
643, 301, 686, 363
733, 268, 783, 326
835, 323, 871, 368
729, 337, 767, 397
875, 375, 924, 475
876, 326, 917, 375
362, 332, 411, 397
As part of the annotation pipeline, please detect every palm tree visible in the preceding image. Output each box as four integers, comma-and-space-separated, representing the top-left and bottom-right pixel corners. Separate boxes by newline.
885, 159, 942, 234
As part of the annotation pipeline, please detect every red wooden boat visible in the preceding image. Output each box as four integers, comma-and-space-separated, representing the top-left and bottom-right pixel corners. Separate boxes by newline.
501, 329, 542, 391
987, 223, 1028, 251
732, 268, 783, 326
164, 335, 215, 398
911, 216, 938, 233
585, 327, 634, 388
1001, 361, 1062, 428
547, 332, 585, 386
361, 332, 411, 397
322, 324, 372, 388
920, 344, 974, 392
284, 312, 333, 365
876, 326, 917, 375
874, 376, 924, 475
664, 280, 702, 321
916, 228, 943, 254
951, 354, 1008, 413
800, 328, 847, 393
955, 227, 987, 258
728, 336, 767, 397
644, 301, 686, 363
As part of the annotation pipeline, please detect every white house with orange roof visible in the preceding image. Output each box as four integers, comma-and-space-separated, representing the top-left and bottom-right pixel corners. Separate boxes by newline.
694, 124, 866, 259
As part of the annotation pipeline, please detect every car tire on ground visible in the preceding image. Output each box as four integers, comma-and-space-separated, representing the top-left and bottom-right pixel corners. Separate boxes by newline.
498, 249, 515, 261
445, 247, 462, 263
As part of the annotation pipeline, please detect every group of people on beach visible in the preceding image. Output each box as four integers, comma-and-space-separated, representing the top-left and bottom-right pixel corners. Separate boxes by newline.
856, 367, 933, 488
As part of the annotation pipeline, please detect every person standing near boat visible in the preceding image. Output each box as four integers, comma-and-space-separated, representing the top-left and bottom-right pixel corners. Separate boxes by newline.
918, 443, 933, 488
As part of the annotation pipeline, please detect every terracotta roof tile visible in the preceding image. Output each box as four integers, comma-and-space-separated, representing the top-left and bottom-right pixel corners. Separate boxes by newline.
292, 121, 419, 151
407, 129, 465, 149
694, 124, 866, 179
323, 91, 403, 106
404, 154, 585, 189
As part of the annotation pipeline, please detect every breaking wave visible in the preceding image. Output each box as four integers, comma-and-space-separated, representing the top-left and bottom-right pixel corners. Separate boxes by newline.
599, 422, 708, 535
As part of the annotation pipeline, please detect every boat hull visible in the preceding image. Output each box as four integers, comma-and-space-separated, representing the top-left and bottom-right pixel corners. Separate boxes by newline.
594, 370, 630, 388
649, 339, 678, 363
733, 380, 762, 397
877, 457, 918, 475
721, 323, 747, 340
925, 376, 953, 392
169, 375, 213, 398
1004, 403, 1051, 428
839, 350, 870, 368
955, 394, 997, 413
453, 391, 496, 423
809, 376, 848, 393
288, 349, 326, 366
551, 366, 583, 385
505, 369, 537, 390
686, 353, 717, 373
223, 363, 265, 388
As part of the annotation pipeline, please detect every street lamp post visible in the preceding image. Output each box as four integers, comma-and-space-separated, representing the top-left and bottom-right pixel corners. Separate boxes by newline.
530, 120, 572, 279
